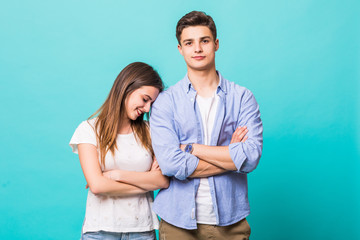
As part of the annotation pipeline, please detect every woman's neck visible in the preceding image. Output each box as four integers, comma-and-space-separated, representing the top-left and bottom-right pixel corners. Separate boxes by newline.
117, 118, 132, 134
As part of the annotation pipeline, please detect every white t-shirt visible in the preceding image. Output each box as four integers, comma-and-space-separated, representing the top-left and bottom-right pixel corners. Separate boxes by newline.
69, 118, 159, 234
195, 92, 219, 224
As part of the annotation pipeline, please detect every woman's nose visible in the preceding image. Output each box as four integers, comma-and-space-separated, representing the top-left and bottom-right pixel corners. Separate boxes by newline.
144, 102, 151, 112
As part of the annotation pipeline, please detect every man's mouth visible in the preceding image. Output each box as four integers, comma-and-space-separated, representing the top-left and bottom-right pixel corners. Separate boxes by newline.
192, 56, 205, 60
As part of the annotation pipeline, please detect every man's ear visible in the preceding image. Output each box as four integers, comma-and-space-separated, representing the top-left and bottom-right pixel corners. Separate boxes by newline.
215, 39, 219, 52
178, 44, 184, 56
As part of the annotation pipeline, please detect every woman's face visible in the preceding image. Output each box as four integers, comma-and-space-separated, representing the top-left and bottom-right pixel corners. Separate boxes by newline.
124, 86, 160, 121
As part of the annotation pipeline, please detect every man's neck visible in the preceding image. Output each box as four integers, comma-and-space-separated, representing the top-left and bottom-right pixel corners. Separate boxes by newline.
188, 67, 219, 98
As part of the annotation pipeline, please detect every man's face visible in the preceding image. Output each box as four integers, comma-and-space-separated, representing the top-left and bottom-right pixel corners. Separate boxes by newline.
178, 26, 219, 71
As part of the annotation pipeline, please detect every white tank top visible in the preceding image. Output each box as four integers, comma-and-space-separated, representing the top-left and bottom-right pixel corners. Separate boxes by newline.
195, 92, 219, 224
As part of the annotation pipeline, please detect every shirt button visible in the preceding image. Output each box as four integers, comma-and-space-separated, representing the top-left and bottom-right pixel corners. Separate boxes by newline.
190, 98, 194, 102
191, 208, 195, 219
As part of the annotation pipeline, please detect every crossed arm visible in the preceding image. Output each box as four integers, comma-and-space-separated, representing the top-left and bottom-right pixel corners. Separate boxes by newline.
150, 89, 262, 180
185, 126, 249, 178
102, 158, 169, 191
78, 144, 169, 197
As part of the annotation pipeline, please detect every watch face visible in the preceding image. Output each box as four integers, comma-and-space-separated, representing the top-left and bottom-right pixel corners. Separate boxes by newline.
185, 145, 189, 152
185, 144, 192, 153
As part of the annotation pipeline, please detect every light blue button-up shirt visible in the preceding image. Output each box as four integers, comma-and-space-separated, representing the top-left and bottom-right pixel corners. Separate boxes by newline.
150, 71, 263, 229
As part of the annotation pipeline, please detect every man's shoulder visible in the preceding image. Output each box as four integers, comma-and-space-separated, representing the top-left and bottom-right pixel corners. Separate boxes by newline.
156, 80, 185, 99
222, 77, 252, 98
166, 79, 186, 94
153, 80, 185, 108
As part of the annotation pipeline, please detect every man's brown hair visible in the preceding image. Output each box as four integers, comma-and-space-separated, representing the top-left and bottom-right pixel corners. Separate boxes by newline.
176, 11, 217, 44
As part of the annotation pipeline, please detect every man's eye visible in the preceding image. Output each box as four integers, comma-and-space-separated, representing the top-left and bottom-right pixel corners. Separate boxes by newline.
185, 42, 192, 46
202, 40, 209, 43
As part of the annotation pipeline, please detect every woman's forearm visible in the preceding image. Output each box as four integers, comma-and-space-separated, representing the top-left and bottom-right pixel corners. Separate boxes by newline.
105, 169, 169, 191
79, 143, 149, 197
89, 175, 148, 196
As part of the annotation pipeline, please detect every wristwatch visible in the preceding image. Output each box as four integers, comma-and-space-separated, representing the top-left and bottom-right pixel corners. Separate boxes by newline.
184, 143, 194, 154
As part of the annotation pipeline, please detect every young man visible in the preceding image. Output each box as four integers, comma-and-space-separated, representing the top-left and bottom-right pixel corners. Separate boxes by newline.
150, 11, 263, 240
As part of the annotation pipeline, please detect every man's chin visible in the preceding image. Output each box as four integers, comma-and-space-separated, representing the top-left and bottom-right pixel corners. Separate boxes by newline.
188, 64, 212, 72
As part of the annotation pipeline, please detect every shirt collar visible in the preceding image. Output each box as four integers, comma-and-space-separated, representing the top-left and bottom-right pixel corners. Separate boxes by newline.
181, 71, 227, 95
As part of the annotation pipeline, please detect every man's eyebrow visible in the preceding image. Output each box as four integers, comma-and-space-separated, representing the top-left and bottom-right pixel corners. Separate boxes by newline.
182, 38, 194, 43
182, 36, 211, 43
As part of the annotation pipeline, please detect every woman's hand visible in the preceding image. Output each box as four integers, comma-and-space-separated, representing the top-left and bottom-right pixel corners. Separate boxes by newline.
150, 157, 160, 171
100, 157, 161, 184
98, 158, 169, 191
103, 169, 123, 181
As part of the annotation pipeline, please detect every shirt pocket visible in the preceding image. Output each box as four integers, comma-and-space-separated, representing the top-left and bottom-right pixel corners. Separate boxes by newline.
173, 111, 198, 143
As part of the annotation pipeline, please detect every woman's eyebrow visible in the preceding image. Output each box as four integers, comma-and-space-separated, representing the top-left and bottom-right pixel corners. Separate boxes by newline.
144, 94, 152, 101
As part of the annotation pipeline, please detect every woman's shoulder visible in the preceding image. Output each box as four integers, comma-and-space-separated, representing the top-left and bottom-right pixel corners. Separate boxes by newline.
71, 118, 99, 139
70, 118, 98, 153
78, 118, 97, 130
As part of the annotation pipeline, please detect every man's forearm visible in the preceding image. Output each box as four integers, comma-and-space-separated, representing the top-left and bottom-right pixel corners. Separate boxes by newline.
189, 160, 227, 178
192, 144, 237, 171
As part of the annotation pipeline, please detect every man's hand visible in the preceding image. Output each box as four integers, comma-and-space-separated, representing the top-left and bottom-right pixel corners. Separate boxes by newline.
179, 126, 248, 152
230, 126, 248, 144
180, 144, 186, 151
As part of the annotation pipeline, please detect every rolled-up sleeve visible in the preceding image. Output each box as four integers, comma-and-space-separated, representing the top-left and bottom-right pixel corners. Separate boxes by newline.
229, 89, 263, 173
150, 92, 199, 180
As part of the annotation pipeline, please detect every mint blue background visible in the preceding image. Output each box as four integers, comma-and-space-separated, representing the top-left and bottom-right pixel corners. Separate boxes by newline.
1, 0, 359, 239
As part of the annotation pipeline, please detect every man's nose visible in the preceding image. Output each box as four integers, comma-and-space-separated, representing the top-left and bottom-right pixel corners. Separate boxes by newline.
194, 42, 203, 53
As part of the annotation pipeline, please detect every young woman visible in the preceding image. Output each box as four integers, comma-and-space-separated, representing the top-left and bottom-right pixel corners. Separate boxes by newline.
69, 62, 169, 240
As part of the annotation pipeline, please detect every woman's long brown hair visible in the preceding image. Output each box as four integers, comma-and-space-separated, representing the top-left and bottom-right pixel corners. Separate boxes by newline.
89, 62, 164, 167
